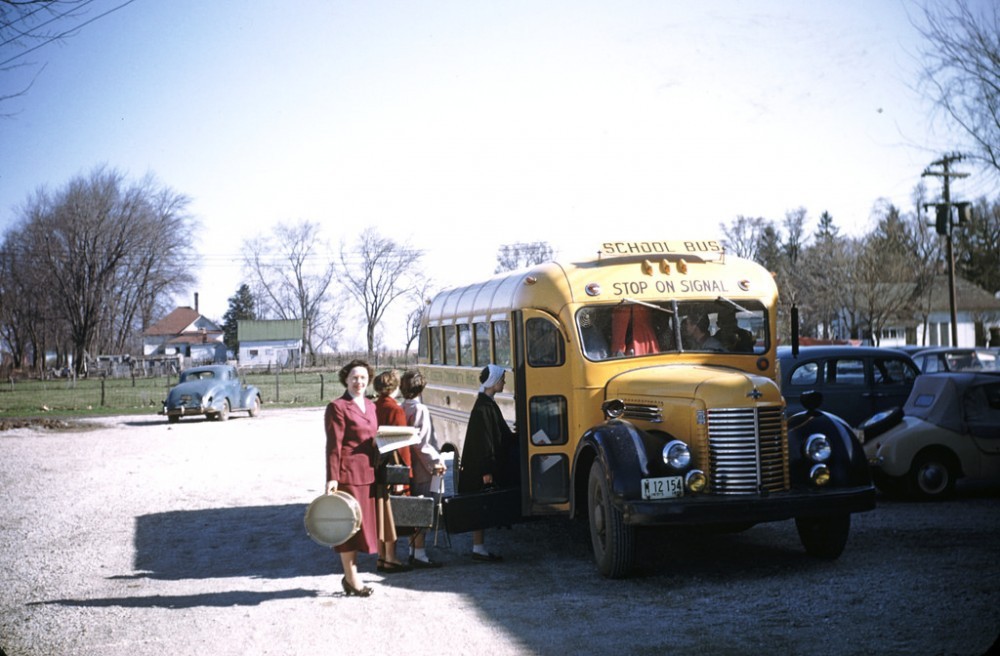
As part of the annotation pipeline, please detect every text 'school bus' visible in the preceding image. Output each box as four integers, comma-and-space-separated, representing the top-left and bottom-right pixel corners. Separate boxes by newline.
419, 240, 875, 578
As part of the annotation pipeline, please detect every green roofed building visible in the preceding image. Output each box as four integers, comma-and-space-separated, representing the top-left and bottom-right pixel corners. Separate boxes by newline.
237, 319, 303, 368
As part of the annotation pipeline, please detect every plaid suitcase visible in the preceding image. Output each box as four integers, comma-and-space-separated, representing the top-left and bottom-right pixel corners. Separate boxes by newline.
389, 494, 435, 528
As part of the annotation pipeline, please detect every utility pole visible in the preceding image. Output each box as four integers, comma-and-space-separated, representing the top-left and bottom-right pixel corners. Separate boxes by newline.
922, 153, 969, 347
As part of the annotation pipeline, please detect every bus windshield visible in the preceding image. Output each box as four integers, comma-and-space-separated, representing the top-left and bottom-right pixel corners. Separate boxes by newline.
576, 298, 768, 360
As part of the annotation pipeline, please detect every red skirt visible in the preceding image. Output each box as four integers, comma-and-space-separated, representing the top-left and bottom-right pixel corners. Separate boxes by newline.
334, 482, 377, 554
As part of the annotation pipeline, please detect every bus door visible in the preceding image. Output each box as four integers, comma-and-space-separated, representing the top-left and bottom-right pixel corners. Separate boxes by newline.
513, 309, 573, 515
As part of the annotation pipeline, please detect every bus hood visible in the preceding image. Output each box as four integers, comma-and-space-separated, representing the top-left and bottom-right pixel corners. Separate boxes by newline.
605, 364, 783, 409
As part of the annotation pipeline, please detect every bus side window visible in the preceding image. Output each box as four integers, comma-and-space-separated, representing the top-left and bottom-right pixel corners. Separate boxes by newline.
418, 326, 428, 360
493, 321, 511, 367
430, 327, 442, 364
474, 322, 491, 366
458, 324, 473, 365
444, 325, 457, 365
526, 318, 564, 367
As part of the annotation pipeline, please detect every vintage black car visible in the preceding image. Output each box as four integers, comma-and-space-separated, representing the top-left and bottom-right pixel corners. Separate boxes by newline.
778, 346, 920, 428
161, 365, 262, 423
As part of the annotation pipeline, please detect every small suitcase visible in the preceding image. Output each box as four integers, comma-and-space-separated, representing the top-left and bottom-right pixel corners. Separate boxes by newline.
380, 464, 411, 485
389, 494, 435, 528
442, 486, 521, 534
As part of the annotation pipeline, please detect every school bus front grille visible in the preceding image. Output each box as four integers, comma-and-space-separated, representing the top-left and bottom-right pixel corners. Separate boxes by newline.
706, 407, 787, 495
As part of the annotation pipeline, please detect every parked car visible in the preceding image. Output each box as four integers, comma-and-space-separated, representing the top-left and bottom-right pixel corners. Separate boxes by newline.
910, 347, 997, 373
861, 372, 1000, 499
778, 346, 920, 428
161, 364, 262, 423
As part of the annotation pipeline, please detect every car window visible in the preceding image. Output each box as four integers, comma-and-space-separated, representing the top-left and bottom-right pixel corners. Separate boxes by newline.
964, 383, 1000, 439
827, 359, 865, 386
874, 357, 917, 385
921, 355, 942, 373
790, 362, 818, 386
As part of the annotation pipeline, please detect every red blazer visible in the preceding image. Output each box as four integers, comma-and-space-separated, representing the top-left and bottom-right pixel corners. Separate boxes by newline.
375, 395, 412, 470
325, 393, 378, 485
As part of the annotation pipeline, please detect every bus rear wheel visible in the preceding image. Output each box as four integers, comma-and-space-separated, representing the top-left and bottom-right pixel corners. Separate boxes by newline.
587, 460, 635, 579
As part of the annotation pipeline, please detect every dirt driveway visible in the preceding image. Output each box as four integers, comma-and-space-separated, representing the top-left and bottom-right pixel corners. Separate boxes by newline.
1, 408, 998, 656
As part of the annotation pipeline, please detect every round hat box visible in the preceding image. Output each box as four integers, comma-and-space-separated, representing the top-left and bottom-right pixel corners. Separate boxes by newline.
304, 491, 362, 547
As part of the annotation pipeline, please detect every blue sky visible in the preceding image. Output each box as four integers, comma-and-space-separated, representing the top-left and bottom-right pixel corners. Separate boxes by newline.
1, 0, 994, 348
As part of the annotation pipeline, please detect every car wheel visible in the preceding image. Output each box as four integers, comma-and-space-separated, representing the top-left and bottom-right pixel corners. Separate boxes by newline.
859, 407, 904, 442
587, 459, 635, 579
795, 513, 850, 560
907, 450, 957, 500
217, 399, 230, 422
248, 395, 261, 418
167, 415, 180, 424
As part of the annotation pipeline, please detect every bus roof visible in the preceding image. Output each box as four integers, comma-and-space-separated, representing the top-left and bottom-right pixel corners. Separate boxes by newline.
425, 248, 776, 326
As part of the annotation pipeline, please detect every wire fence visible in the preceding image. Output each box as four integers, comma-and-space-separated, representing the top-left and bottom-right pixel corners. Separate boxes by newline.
0, 353, 419, 416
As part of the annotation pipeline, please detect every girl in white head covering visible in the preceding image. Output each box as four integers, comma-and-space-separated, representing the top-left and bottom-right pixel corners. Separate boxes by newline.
478, 363, 506, 394
459, 364, 517, 562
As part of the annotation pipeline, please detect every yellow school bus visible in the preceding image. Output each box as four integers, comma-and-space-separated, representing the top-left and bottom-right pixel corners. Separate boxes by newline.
419, 240, 875, 577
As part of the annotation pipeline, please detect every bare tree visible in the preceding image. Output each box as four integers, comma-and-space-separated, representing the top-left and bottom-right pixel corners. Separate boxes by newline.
1, 0, 140, 111
494, 241, 553, 273
242, 220, 337, 365
9, 167, 195, 373
916, 0, 1000, 174
402, 276, 435, 358
719, 216, 767, 260
340, 228, 422, 357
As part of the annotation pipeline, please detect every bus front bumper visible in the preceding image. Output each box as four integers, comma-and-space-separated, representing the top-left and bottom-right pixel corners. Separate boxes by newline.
620, 485, 876, 527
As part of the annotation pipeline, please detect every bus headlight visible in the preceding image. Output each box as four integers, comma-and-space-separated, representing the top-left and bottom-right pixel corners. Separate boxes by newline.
662, 440, 691, 469
685, 469, 707, 493
810, 464, 831, 486
805, 434, 831, 463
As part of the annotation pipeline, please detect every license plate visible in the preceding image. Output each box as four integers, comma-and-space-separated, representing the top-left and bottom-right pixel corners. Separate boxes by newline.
641, 476, 684, 500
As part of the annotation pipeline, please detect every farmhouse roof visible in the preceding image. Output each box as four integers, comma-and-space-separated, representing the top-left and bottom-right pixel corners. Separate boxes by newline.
238, 319, 303, 342
144, 307, 221, 337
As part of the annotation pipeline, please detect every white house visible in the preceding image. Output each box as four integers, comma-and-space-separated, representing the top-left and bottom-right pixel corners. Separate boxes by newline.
142, 306, 226, 363
237, 319, 303, 368
876, 275, 1000, 348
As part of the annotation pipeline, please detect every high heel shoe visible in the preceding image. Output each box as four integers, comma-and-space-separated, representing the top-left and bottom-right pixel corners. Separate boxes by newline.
341, 576, 374, 597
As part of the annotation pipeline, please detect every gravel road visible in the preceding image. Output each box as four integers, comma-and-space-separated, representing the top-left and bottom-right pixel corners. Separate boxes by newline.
1, 407, 999, 656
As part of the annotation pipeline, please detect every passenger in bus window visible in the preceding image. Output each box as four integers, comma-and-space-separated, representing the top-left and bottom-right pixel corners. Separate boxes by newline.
458, 364, 517, 562
715, 310, 754, 353
610, 303, 659, 356
682, 314, 723, 351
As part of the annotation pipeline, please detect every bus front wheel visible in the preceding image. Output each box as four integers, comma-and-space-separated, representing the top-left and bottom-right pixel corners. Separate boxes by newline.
587, 460, 635, 579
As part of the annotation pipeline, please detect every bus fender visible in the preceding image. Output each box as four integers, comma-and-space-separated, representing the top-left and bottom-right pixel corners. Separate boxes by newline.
572, 419, 649, 517
787, 409, 872, 489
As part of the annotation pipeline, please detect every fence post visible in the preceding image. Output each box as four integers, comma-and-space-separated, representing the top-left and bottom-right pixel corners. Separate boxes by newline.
275, 372, 280, 403
320, 374, 324, 401
100, 377, 106, 407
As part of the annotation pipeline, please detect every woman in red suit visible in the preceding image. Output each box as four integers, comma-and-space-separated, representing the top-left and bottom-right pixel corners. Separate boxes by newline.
325, 359, 378, 597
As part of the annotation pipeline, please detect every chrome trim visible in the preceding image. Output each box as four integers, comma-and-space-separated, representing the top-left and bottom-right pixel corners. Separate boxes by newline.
622, 403, 663, 423
707, 406, 787, 495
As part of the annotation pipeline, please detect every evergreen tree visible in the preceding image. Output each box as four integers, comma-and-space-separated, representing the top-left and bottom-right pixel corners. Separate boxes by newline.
222, 284, 257, 351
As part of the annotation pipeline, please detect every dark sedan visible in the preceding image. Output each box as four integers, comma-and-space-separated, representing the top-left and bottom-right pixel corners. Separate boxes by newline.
778, 345, 920, 428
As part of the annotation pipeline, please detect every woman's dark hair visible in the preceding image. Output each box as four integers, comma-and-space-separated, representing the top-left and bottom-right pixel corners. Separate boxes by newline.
338, 359, 373, 386
373, 370, 399, 396
399, 370, 425, 399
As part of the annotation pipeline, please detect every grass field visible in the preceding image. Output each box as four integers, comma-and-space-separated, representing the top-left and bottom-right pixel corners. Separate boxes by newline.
0, 370, 346, 419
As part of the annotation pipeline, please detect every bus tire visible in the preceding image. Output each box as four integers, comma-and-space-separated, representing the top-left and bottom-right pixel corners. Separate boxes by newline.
588, 460, 635, 579
795, 513, 850, 560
